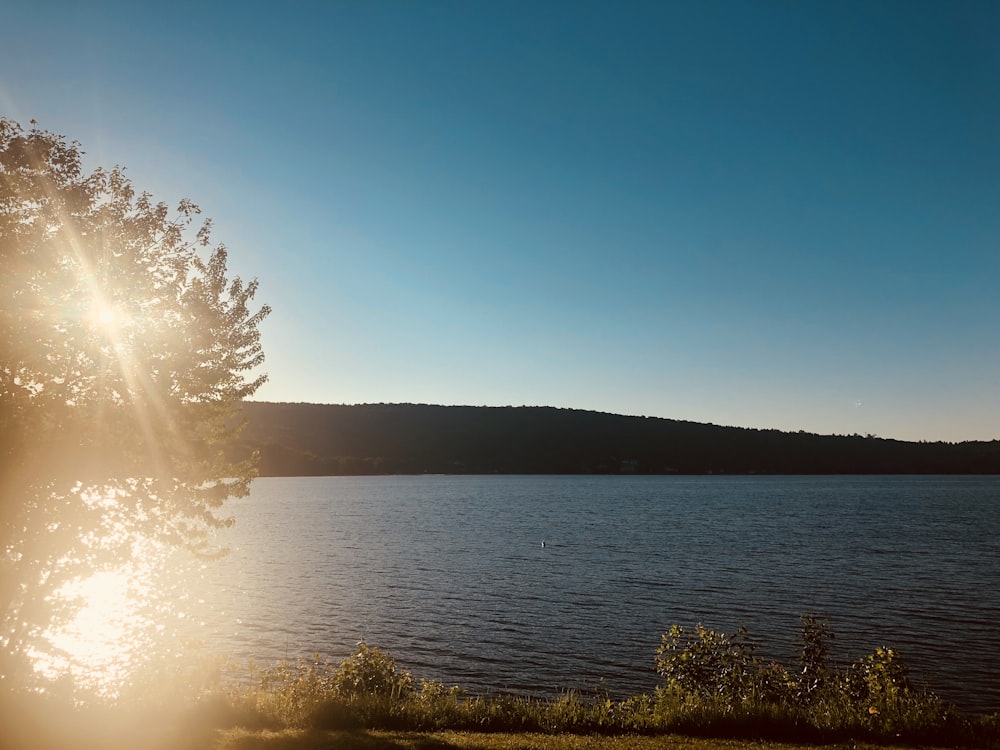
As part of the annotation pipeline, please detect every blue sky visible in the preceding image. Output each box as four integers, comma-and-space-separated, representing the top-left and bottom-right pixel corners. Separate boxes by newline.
3, 1, 998, 441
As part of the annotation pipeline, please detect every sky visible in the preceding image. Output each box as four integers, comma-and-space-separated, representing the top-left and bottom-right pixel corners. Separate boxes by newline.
2, 0, 998, 442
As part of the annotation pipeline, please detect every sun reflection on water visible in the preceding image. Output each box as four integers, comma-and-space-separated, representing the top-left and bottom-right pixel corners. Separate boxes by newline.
13, 480, 240, 705
24, 488, 213, 702
31, 567, 153, 698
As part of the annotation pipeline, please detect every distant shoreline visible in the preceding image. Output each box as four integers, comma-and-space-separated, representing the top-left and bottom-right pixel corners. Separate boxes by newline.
237, 402, 1000, 477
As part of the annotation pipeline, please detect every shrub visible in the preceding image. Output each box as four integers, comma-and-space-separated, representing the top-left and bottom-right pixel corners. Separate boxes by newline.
223, 642, 414, 729
655, 623, 764, 706
236, 656, 336, 727
331, 640, 414, 699
797, 612, 833, 704
650, 617, 998, 745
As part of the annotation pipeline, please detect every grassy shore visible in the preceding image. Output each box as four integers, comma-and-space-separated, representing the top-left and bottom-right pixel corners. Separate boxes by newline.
205, 728, 959, 750
3, 684, 996, 750
5, 620, 999, 749
192, 627, 997, 749
2, 717, 974, 750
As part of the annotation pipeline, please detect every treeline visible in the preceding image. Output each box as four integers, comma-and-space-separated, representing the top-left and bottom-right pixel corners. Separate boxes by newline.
234, 402, 1000, 476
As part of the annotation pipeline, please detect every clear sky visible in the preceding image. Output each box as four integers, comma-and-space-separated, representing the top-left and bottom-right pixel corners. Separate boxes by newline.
3, 1, 998, 442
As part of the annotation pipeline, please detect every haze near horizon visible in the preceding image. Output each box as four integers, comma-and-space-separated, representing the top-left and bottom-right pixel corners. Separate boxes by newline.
3, 1, 997, 442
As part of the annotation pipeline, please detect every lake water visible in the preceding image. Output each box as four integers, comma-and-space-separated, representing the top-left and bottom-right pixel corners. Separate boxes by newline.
184, 475, 1000, 712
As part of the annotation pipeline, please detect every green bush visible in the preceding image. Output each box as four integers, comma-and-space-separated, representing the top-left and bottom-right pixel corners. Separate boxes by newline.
655, 623, 769, 706
233, 655, 336, 727
224, 642, 415, 728
331, 640, 414, 699
797, 612, 833, 704
647, 615, 1000, 745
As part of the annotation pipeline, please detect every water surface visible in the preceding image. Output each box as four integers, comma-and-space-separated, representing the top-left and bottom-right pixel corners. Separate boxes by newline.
186, 475, 1000, 712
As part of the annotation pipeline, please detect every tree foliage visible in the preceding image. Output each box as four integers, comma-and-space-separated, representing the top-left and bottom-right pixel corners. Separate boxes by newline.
0, 118, 269, 679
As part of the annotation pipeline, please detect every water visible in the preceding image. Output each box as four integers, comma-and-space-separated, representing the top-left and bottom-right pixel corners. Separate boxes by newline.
183, 475, 1000, 712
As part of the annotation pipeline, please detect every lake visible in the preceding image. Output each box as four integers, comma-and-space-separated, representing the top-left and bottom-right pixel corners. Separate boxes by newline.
182, 475, 1000, 712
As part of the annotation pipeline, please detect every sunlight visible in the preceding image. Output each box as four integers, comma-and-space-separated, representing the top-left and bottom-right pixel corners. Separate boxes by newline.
50, 569, 134, 654
22, 490, 217, 704
3, 121, 263, 714
88, 297, 125, 334
95, 304, 117, 327
32, 566, 153, 698
27, 487, 179, 702
19, 233, 206, 700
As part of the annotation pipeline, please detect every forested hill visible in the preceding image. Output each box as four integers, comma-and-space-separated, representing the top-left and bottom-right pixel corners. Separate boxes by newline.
235, 402, 1000, 476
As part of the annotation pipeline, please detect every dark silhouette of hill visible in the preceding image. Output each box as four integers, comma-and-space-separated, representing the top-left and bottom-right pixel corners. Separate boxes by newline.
234, 402, 1000, 476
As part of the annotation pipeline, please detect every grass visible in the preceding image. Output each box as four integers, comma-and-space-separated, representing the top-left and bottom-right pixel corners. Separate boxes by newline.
4, 619, 999, 750
194, 629, 998, 749
2, 687, 995, 750
204, 728, 954, 750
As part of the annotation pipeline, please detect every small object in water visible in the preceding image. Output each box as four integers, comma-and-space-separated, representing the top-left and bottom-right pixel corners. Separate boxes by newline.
541, 540, 546, 548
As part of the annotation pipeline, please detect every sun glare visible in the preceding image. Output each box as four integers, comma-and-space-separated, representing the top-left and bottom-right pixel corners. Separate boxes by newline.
95, 305, 117, 326
27, 487, 180, 702
32, 567, 150, 698
89, 300, 124, 332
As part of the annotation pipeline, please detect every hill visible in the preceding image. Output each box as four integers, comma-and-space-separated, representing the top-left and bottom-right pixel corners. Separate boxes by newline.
235, 402, 1000, 476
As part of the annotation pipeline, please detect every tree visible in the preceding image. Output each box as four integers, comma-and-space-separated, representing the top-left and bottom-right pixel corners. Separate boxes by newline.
0, 118, 270, 687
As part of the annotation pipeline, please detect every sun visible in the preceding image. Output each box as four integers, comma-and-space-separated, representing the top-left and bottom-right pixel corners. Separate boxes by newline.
89, 298, 123, 332
95, 304, 118, 327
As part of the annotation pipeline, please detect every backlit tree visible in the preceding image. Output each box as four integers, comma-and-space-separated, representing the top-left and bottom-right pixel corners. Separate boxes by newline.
0, 118, 270, 686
